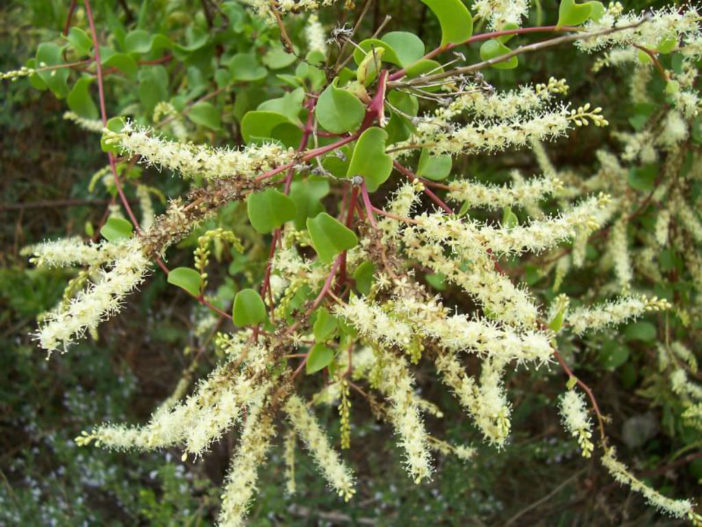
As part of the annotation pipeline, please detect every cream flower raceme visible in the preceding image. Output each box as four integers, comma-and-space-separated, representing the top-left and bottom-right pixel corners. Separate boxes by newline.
103, 122, 295, 180
33, 237, 150, 354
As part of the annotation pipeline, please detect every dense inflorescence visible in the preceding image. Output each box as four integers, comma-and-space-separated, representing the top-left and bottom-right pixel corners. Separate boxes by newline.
7, 0, 702, 524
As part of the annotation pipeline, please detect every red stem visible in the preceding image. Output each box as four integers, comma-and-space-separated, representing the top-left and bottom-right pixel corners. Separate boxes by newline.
393, 161, 454, 214
83, 0, 142, 234
337, 187, 359, 291
63, 0, 78, 36
360, 182, 377, 228
253, 132, 359, 184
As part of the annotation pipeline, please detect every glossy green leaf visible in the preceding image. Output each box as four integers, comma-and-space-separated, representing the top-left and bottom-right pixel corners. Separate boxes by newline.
125, 29, 153, 53
257, 88, 305, 124
306, 343, 335, 374
352, 261, 375, 295
66, 27, 92, 56
229, 53, 267, 82
240, 111, 302, 147
598, 341, 630, 370
479, 39, 518, 69
497, 23, 520, 44
36, 43, 69, 98
356, 47, 385, 86
100, 117, 126, 153
215, 68, 232, 88
657, 35, 677, 54
628, 164, 657, 192
67, 76, 98, 120
352, 38, 401, 66
548, 303, 567, 332
100, 216, 133, 242
502, 207, 519, 229
103, 53, 138, 80
381, 32, 425, 67
295, 61, 326, 91
187, 101, 221, 130
405, 59, 443, 80
624, 321, 657, 342
246, 188, 296, 233
167, 267, 202, 296
316, 80, 365, 134
425, 272, 447, 291
313, 308, 338, 342
307, 212, 358, 264
233, 288, 267, 327
346, 127, 393, 192
420, 0, 473, 47
386, 91, 419, 143
262, 45, 297, 69
416, 148, 452, 181
557, 0, 604, 27
290, 176, 330, 228
138, 66, 169, 115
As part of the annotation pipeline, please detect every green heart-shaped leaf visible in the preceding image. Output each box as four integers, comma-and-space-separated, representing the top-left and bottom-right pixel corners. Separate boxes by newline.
479, 39, 518, 69
313, 308, 338, 342
306, 343, 335, 374
420, 0, 473, 47
316, 79, 365, 134
229, 53, 267, 82
240, 111, 302, 146
100, 216, 133, 242
233, 288, 267, 327
425, 272, 447, 291
557, 0, 604, 27
352, 38, 401, 66
381, 31, 425, 67
125, 29, 153, 53
138, 66, 169, 115
167, 267, 202, 297
187, 101, 221, 131
257, 87, 305, 124
502, 207, 519, 229
262, 45, 298, 69
247, 188, 297, 233
66, 27, 92, 57
36, 43, 69, 98
353, 261, 376, 295
416, 148, 452, 181
290, 176, 330, 228
67, 76, 98, 120
346, 127, 393, 192
103, 53, 138, 80
307, 212, 358, 264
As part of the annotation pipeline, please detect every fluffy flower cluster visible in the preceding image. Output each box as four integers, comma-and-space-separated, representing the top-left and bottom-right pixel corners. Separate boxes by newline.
447, 174, 563, 210
576, 4, 701, 53
219, 399, 275, 527
569, 295, 670, 335
243, 0, 336, 20
472, 0, 530, 30
284, 394, 356, 500
28, 238, 150, 354
409, 78, 572, 156
305, 14, 327, 56
602, 448, 697, 520
103, 123, 294, 180
558, 390, 594, 458
63, 111, 103, 133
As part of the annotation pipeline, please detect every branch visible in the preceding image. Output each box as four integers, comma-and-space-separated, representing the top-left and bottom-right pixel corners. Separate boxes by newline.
391, 21, 646, 88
